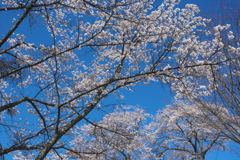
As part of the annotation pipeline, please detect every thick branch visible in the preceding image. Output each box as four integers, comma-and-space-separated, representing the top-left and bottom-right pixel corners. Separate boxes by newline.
0, 0, 38, 48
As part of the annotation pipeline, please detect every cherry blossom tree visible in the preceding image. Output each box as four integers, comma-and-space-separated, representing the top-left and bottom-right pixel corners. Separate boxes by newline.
64, 105, 156, 160
183, 0, 240, 145
57, 103, 231, 160
202, 0, 240, 43
183, 98, 240, 145
0, 0, 239, 159
182, 38, 240, 145
151, 102, 229, 160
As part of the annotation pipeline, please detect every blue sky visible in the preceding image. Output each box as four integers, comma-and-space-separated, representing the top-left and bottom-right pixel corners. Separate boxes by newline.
1, 0, 239, 159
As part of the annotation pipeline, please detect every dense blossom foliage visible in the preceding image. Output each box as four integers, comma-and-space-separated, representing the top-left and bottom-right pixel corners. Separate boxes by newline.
53, 104, 231, 160
0, 0, 239, 159
151, 102, 229, 160
66, 106, 156, 160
